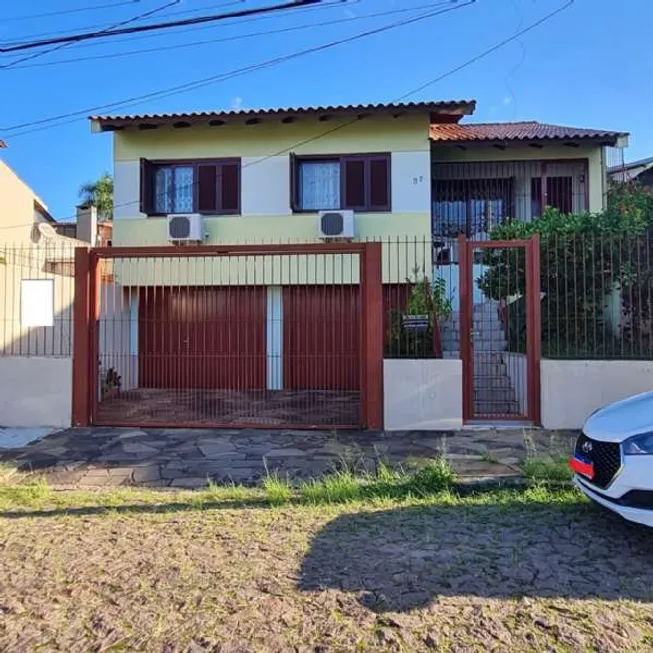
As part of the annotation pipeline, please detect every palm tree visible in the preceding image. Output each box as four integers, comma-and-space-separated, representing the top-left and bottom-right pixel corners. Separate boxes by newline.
79, 172, 113, 220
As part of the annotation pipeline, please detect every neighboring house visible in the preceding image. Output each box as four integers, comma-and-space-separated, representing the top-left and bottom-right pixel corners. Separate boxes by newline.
83, 101, 628, 431
608, 156, 653, 186
0, 155, 88, 357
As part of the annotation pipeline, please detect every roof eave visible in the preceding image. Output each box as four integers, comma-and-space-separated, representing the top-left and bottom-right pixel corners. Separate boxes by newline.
431, 135, 628, 147
89, 101, 476, 133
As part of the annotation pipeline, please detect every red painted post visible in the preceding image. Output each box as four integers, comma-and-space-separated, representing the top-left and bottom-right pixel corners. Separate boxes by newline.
361, 242, 383, 429
72, 247, 91, 426
458, 235, 473, 421
528, 234, 542, 424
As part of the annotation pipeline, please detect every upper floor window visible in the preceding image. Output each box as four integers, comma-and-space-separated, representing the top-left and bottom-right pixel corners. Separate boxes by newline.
291, 153, 391, 212
140, 158, 240, 216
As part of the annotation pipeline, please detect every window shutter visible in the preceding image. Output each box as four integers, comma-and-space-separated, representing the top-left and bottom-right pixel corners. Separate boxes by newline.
343, 158, 366, 209
289, 152, 299, 211
219, 161, 240, 213
197, 164, 218, 214
139, 158, 154, 215
369, 156, 390, 210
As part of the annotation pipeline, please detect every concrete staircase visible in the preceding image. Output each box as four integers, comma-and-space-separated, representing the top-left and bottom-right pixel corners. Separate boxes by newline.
440, 302, 521, 416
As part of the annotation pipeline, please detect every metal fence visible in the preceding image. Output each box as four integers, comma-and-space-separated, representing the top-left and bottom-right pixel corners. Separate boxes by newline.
0, 244, 75, 357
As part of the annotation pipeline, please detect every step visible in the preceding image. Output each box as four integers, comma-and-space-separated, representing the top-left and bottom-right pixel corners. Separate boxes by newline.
474, 401, 522, 415
474, 375, 513, 390
474, 387, 517, 402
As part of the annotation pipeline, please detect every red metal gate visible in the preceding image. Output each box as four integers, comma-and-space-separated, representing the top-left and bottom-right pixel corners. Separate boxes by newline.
459, 235, 541, 423
72, 243, 384, 430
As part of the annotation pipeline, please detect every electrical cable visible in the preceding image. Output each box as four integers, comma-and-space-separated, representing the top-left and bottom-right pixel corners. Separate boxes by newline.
1, 2, 470, 134
0, 0, 324, 53
1, 0, 182, 70
6, 1, 454, 71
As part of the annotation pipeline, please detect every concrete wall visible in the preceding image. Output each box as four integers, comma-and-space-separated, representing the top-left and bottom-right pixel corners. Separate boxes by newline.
383, 358, 463, 431
0, 357, 72, 427
541, 359, 653, 429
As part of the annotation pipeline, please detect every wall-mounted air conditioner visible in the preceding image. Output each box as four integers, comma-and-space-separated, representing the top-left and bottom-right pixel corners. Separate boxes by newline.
317, 210, 355, 239
166, 214, 204, 243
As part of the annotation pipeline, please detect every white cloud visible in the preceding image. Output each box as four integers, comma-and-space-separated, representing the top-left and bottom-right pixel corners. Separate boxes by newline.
502, 96, 513, 106
231, 96, 243, 111
344, 8, 357, 18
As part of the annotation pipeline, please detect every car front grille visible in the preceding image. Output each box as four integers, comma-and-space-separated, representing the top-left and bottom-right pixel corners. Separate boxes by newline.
575, 433, 621, 489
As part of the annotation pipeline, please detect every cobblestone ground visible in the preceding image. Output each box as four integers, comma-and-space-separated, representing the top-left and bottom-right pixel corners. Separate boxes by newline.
0, 492, 652, 652
0, 427, 576, 487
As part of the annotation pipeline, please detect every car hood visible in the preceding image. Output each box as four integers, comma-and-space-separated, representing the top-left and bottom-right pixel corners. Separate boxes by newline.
583, 391, 653, 442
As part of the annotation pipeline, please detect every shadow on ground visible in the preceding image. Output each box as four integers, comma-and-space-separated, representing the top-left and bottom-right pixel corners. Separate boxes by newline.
299, 501, 653, 611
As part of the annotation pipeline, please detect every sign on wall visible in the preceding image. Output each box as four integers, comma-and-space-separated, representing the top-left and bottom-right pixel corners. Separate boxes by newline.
21, 279, 54, 327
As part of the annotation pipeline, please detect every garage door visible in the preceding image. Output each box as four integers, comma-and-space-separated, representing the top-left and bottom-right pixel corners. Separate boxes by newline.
139, 286, 266, 389
283, 285, 360, 391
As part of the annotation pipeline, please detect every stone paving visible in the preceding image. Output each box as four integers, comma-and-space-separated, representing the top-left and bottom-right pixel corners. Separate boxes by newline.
0, 426, 578, 488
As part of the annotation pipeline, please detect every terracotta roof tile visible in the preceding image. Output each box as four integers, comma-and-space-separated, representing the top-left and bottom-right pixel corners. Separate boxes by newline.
90, 100, 475, 130
430, 121, 626, 144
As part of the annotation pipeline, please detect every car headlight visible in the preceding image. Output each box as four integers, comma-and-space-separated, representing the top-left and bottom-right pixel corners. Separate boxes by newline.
623, 431, 653, 455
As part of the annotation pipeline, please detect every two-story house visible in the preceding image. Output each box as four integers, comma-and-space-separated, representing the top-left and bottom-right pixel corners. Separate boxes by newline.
87, 100, 627, 430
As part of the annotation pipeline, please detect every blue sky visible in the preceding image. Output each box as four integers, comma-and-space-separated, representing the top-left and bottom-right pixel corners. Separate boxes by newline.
1, 0, 651, 221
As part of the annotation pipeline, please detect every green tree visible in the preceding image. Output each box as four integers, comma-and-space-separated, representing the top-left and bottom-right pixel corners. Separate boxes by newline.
79, 172, 113, 220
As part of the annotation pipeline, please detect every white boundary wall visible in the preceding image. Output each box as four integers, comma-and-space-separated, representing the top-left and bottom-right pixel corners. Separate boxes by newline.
541, 360, 653, 430
0, 357, 72, 428
384, 359, 463, 430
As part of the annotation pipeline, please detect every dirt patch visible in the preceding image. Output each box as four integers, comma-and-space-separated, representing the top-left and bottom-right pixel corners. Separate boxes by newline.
1, 494, 652, 652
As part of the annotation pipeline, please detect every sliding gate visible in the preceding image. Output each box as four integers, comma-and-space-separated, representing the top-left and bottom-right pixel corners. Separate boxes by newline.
72, 243, 384, 430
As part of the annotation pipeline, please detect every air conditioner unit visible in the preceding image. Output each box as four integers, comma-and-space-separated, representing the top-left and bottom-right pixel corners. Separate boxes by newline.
166, 214, 204, 243
317, 210, 354, 239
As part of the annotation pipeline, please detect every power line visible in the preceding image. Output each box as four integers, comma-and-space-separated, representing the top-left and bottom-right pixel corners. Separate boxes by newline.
395, 0, 574, 101
6, 2, 451, 71
0, 0, 325, 53
2, 1, 144, 23
1, 1, 246, 45
1, 0, 350, 55
1, 0, 182, 70
85, 0, 574, 222
1, 2, 471, 135
2, 0, 573, 225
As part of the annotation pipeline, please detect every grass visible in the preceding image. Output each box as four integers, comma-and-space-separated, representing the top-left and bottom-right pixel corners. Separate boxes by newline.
522, 454, 573, 482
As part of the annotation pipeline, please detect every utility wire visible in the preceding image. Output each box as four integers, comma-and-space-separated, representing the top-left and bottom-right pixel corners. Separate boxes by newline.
0, 0, 324, 53
394, 0, 574, 101
1, 1, 246, 45
1, 2, 471, 134
1, 0, 350, 52
6, 1, 453, 71
2, 1, 143, 23
91, 0, 575, 221
1, 0, 182, 70
1, 0, 573, 224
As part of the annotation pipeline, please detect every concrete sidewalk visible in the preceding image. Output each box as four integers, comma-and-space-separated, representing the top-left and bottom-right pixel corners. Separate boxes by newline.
0, 426, 577, 488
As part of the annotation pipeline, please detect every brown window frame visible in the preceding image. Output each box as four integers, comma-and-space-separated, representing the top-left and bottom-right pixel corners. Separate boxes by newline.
290, 153, 391, 213
140, 157, 241, 217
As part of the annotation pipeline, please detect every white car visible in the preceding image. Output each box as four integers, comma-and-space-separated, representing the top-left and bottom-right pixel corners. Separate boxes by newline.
571, 391, 653, 528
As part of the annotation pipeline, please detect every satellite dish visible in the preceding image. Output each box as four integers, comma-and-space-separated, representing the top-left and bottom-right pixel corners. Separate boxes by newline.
37, 222, 59, 240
